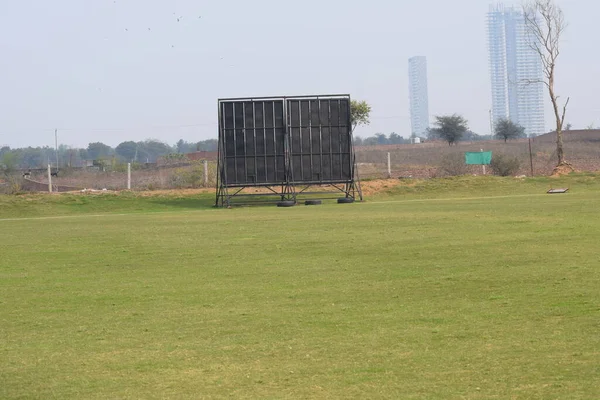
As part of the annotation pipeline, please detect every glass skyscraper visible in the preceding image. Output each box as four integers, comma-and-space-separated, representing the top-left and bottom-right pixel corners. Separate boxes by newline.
408, 56, 430, 137
487, 4, 545, 136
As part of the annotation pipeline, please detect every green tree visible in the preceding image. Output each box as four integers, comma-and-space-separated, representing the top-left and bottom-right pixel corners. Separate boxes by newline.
115, 141, 138, 161
18, 147, 47, 168
429, 114, 469, 146
375, 133, 388, 145
87, 142, 113, 160
350, 100, 371, 132
137, 140, 173, 163
175, 140, 197, 154
388, 133, 404, 144
176, 139, 186, 153
426, 128, 436, 141
79, 148, 89, 161
362, 136, 378, 146
494, 118, 526, 142
463, 131, 493, 141
0, 152, 19, 176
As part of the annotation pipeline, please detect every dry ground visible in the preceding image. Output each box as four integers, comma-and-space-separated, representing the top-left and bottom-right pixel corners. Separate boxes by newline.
356, 130, 600, 178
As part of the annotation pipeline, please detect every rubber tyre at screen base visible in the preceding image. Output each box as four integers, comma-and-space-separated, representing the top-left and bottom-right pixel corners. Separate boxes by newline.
277, 201, 296, 207
337, 197, 355, 204
305, 200, 322, 206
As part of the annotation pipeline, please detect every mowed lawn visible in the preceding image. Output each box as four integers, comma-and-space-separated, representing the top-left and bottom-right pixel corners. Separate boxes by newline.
1, 177, 599, 399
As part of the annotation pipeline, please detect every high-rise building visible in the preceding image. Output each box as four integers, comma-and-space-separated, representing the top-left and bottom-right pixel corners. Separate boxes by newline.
408, 56, 430, 137
487, 4, 545, 136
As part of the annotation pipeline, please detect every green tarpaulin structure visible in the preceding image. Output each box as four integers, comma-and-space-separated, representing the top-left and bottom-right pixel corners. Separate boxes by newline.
465, 151, 492, 165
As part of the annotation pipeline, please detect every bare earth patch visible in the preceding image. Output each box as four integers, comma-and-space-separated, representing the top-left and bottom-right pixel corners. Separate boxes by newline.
134, 188, 214, 197
57, 180, 411, 198
551, 164, 577, 177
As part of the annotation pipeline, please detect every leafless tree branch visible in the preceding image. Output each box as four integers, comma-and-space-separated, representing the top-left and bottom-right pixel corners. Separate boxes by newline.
521, 78, 550, 89
523, 0, 570, 167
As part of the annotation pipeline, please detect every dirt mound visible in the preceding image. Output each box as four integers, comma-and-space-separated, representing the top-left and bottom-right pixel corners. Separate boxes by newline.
535, 129, 600, 143
551, 163, 577, 177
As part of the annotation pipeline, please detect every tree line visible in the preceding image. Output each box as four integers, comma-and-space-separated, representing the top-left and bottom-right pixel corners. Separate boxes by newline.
349, 100, 522, 146
426, 115, 527, 146
0, 116, 534, 171
355, 130, 495, 146
0, 139, 217, 169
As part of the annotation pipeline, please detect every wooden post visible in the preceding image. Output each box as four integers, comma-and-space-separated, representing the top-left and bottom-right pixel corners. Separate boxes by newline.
47, 164, 52, 193
127, 163, 131, 190
203, 160, 209, 186
387, 152, 391, 179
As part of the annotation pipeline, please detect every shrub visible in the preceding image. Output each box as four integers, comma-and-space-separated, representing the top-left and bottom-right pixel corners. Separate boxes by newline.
169, 165, 205, 188
437, 153, 469, 177
490, 154, 521, 176
0, 176, 23, 195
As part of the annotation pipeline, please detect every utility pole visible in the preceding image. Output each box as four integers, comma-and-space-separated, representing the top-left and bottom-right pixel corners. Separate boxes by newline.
489, 110, 494, 137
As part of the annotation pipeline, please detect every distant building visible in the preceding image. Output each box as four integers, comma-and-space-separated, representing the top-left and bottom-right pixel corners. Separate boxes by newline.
487, 3, 545, 136
408, 56, 430, 137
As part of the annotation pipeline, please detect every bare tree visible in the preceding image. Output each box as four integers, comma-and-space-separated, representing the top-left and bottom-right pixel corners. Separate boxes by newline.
523, 0, 571, 169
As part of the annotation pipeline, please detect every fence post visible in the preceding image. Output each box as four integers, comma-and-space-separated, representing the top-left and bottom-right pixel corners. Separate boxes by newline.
203, 160, 209, 186
127, 163, 131, 190
47, 164, 52, 193
528, 138, 534, 177
481, 149, 486, 175
387, 152, 391, 179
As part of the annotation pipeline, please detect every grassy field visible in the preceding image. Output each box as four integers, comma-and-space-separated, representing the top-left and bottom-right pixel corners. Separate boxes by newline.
1, 175, 599, 399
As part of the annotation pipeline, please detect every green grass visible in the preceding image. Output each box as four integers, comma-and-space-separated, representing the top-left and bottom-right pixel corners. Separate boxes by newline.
0, 191, 216, 219
1, 175, 600, 399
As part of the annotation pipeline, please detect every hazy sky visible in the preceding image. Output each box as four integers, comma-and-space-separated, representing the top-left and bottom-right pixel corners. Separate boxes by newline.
0, 0, 597, 149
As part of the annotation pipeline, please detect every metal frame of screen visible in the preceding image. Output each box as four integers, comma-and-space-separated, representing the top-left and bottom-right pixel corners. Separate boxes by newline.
216, 94, 362, 207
